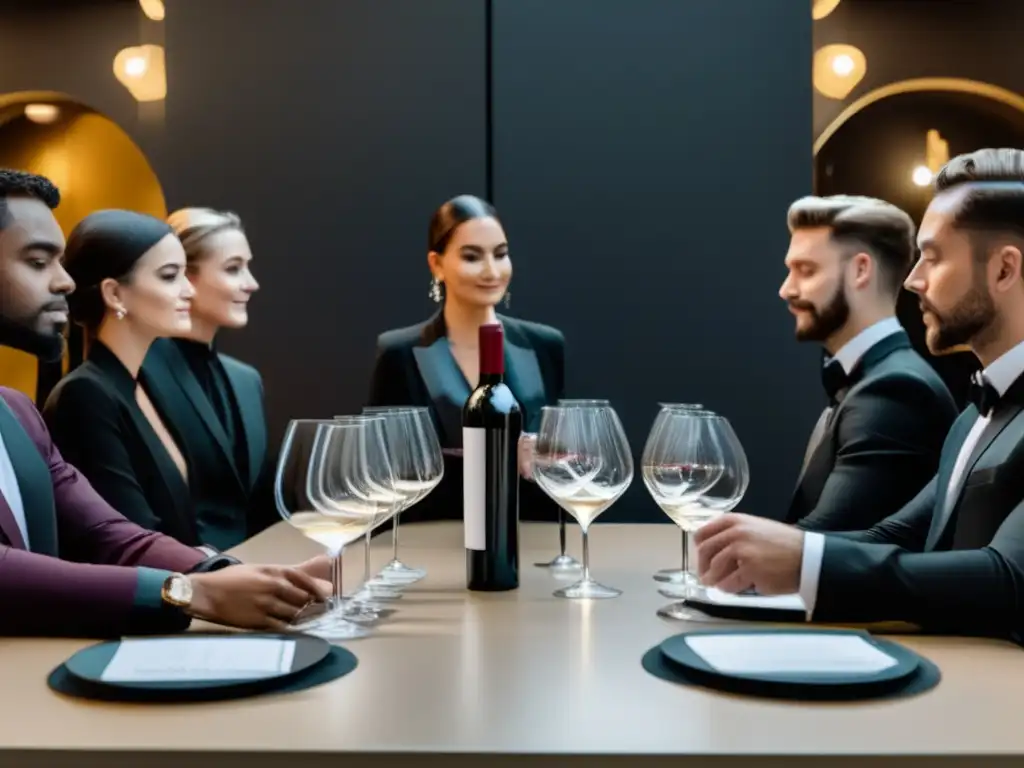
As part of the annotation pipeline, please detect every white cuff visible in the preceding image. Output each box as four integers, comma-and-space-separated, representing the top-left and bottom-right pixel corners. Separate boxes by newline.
799, 532, 825, 621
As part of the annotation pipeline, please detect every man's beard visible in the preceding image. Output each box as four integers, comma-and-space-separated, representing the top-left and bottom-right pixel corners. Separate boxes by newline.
790, 279, 850, 343
921, 274, 995, 354
0, 312, 66, 363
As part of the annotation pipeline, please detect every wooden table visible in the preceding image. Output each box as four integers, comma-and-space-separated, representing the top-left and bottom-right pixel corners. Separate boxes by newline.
2, 521, 1022, 767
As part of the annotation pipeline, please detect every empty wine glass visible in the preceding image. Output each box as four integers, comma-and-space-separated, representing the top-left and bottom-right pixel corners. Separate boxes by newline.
647, 403, 706, 585
533, 404, 633, 599
274, 419, 388, 640
365, 406, 444, 585
655, 411, 753, 622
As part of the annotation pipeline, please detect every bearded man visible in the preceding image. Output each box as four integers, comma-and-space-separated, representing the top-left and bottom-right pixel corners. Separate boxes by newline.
778, 195, 957, 531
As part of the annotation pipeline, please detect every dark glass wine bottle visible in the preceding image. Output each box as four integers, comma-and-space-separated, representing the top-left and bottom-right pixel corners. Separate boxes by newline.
463, 323, 522, 591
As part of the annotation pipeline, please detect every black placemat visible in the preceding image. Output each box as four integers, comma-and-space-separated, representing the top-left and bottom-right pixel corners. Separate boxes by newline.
48, 638, 357, 703
641, 630, 940, 701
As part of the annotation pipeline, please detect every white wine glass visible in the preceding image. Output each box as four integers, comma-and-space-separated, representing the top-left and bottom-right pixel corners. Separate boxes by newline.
642, 409, 729, 620
274, 419, 385, 640
530, 399, 611, 571
533, 404, 633, 599
366, 406, 444, 585
646, 403, 708, 585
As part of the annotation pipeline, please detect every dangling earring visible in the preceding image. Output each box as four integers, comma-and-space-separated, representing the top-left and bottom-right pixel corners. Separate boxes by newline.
503, 290, 511, 308
115, 308, 127, 320
429, 277, 443, 304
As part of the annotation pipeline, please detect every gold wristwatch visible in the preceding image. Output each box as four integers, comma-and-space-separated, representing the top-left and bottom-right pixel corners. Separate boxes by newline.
161, 572, 194, 608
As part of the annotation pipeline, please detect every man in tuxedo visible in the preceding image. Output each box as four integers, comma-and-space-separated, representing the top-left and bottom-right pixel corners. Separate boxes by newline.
696, 148, 1024, 640
0, 169, 328, 637
781, 196, 957, 531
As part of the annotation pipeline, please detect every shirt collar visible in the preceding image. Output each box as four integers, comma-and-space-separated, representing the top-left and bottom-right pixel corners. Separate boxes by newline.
981, 339, 1024, 396
831, 317, 903, 375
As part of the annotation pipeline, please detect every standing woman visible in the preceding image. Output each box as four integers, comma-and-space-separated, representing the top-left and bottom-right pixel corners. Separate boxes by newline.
42, 210, 200, 543
141, 208, 269, 550
368, 194, 566, 524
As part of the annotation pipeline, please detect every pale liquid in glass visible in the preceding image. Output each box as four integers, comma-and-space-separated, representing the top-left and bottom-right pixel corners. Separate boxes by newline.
547, 487, 621, 528
393, 478, 437, 506
658, 500, 722, 532
289, 511, 369, 550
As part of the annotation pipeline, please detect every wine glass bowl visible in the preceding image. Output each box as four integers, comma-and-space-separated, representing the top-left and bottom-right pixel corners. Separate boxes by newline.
532, 404, 633, 599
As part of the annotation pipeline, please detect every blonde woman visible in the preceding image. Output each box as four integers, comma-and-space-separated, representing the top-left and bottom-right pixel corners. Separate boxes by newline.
142, 207, 269, 549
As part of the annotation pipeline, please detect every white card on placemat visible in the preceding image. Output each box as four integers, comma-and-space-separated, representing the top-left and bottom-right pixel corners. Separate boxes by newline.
702, 587, 806, 612
685, 633, 898, 675
100, 637, 297, 683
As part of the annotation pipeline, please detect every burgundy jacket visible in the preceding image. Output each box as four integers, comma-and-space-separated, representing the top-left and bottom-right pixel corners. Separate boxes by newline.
0, 386, 206, 637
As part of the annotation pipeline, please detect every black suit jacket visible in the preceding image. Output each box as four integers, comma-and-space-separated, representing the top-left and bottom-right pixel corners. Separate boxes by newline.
368, 311, 566, 523
141, 338, 271, 549
789, 331, 958, 531
41, 341, 199, 545
813, 372, 1024, 640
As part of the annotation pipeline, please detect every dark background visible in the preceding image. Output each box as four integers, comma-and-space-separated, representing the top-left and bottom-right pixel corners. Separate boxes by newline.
0, 0, 814, 522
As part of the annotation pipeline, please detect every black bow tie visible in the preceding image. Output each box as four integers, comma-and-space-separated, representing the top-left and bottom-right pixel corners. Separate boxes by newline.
968, 372, 1000, 416
821, 359, 849, 404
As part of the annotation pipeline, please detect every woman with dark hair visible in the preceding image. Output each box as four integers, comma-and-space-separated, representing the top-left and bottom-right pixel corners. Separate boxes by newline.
368, 194, 566, 524
42, 209, 203, 544
140, 207, 270, 550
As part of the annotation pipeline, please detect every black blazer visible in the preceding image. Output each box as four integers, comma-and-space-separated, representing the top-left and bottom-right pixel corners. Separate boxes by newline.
368, 311, 566, 523
41, 341, 198, 544
141, 338, 271, 550
813, 370, 1024, 640
788, 331, 958, 531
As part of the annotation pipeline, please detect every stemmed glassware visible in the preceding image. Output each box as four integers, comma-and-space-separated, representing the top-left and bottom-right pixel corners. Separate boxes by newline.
364, 406, 444, 585
530, 399, 612, 570
532, 403, 633, 599
274, 418, 391, 640
648, 404, 708, 586
643, 410, 749, 620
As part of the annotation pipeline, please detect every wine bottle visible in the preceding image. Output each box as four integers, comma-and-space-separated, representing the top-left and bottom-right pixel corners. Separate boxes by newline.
463, 323, 522, 591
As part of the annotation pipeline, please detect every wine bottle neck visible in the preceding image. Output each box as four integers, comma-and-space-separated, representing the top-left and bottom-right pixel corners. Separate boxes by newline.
478, 372, 504, 385
479, 323, 505, 377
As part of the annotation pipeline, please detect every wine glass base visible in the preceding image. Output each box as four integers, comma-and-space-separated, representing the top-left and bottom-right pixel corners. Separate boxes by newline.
534, 554, 582, 570
362, 580, 404, 600
378, 560, 426, 585
653, 568, 694, 585
657, 585, 690, 599
656, 601, 717, 622
554, 578, 621, 599
292, 609, 372, 640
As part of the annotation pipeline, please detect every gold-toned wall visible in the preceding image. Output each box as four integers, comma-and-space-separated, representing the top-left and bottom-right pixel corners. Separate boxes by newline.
0, 106, 166, 399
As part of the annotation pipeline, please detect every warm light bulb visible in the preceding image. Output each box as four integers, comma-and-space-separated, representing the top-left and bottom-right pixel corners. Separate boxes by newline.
912, 166, 933, 187
23, 104, 60, 124
125, 56, 147, 77
831, 54, 855, 77
138, 0, 165, 21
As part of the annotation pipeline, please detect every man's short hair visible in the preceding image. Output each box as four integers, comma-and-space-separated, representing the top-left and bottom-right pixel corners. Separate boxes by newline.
0, 169, 60, 230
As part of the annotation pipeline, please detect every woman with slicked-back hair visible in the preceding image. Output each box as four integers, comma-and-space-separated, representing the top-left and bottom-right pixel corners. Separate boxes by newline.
368, 194, 567, 525
141, 207, 270, 550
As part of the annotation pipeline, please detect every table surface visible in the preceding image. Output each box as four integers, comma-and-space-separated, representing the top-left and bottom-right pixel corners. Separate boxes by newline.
2, 521, 1023, 766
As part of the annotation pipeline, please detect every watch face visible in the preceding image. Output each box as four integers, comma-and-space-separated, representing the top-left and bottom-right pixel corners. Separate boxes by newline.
167, 575, 193, 605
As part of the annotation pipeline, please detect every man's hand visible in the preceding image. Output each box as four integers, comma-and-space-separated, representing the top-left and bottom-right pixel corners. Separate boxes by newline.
694, 513, 805, 595
294, 554, 332, 583
188, 564, 331, 630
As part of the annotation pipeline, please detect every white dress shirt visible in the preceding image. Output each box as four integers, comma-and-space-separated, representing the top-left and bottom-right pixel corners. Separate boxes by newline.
830, 316, 903, 375
799, 337, 1024, 619
0, 425, 30, 549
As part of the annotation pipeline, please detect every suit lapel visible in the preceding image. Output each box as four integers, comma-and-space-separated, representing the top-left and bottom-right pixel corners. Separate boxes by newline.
925, 407, 999, 551
0, 397, 57, 555
413, 340, 470, 447
501, 320, 546, 433
156, 342, 244, 488
221, 358, 266, 491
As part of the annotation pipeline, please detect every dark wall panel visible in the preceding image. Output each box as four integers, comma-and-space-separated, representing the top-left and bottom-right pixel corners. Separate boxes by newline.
491, 0, 815, 521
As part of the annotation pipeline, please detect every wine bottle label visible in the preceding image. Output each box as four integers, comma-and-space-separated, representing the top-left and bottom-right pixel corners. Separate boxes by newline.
463, 427, 486, 551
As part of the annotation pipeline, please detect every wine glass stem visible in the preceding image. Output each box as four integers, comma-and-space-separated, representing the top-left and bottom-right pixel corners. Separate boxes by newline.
391, 513, 401, 560
363, 533, 372, 584
558, 508, 567, 556
680, 529, 688, 570
330, 548, 344, 609
581, 528, 592, 582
